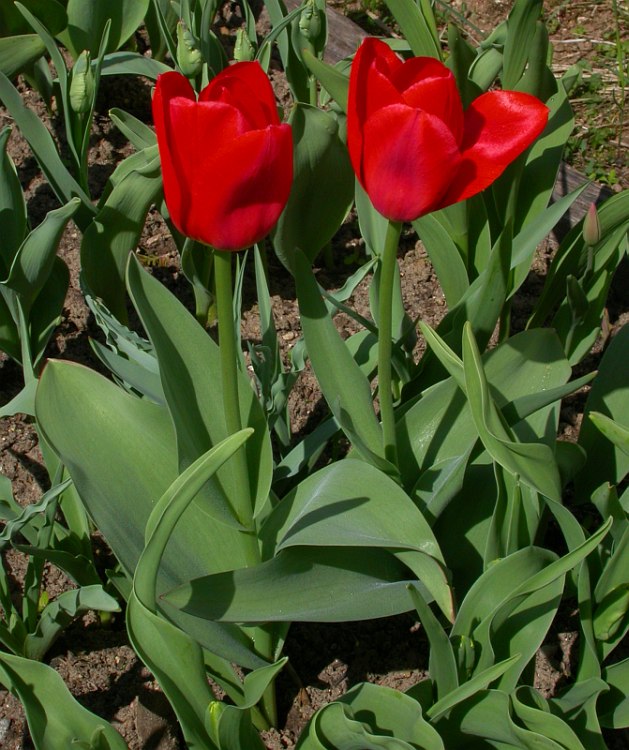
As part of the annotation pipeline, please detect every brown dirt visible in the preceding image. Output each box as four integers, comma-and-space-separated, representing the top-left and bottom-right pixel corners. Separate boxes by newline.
0, 2, 627, 748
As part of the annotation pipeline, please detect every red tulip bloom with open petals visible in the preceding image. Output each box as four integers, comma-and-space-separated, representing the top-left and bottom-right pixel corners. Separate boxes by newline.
348, 38, 549, 223
152, 63, 293, 251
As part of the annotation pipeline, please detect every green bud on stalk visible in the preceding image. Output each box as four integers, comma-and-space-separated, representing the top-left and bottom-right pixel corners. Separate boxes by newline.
69, 50, 95, 114
583, 203, 601, 247
234, 28, 255, 63
177, 20, 203, 78
299, 0, 323, 43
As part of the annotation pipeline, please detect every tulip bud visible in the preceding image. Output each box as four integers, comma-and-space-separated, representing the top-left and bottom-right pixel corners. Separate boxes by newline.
176, 20, 203, 78
234, 29, 255, 63
299, 0, 323, 43
583, 202, 601, 247
69, 50, 95, 114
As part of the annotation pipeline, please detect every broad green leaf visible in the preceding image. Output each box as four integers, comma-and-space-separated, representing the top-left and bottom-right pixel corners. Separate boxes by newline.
338, 683, 444, 749
126, 256, 273, 521
600, 658, 629, 728
437, 689, 570, 748
512, 687, 586, 750
577, 323, 629, 502
549, 678, 609, 747
35, 360, 265, 670
408, 585, 458, 700
262, 459, 453, 620
164, 546, 425, 622
128, 433, 254, 749
294, 249, 384, 465
206, 703, 266, 750
0, 127, 27, 272
24, 585, 119, 661
413, 212, 469, 307
0, 652, 127, 748
272, 104, 354, 270
0, 0, 66, 36
81, 145, 162, 322
100, 50, 172, 79
127, 595, 217, 749
446, 23, 480, 108
502, 0, 542, 88
589, 412, 629, 457
302, 702, 415, 749
461, 322, 562, 501
398, 328, 570, 502
5, 198, 78, 313
109, 107, 157, 150
58, 0, 150, 57
426, 656, 520, 721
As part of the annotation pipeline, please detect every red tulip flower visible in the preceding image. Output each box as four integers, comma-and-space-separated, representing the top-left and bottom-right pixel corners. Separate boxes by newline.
348, 38, 549, 223
152, 64, 293, 251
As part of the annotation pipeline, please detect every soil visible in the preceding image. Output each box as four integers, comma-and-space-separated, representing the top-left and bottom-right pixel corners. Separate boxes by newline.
0, 1, 627, 748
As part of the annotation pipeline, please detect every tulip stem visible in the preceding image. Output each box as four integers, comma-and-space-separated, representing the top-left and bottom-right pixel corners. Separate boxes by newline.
378, 220, 402, 468
214, 249, 253, 534
214, 248, 278, 727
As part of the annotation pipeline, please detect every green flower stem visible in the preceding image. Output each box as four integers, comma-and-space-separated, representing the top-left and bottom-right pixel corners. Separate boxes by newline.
378, 220, 403, 468
214, 249, 277, 726
214, 250, 255, 535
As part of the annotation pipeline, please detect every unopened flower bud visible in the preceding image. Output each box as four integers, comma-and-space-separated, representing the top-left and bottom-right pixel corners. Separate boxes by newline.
583, 202, 601, 247
299, 0, 323, 42
234, 28, 255, 63
177, 20, 203, 78
69, 50, 94, 114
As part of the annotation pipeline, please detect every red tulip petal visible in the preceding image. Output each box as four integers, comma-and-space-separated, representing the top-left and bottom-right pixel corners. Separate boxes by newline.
393, 58, 464, 145
361, 103, 461, 222
348, 38, 404, 180
152, 72, 197, 237
441, 90, 549, 206
162, 97, 249, 238
201, 62, 279, 129
188, 124, 293, 250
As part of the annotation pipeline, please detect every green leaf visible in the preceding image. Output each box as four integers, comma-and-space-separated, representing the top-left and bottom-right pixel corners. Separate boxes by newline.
413, 212, 469, 307
384, 0, 441, 59
426, 656, 520, 721
502, 0, 542, 88
81, 145, 162, 322
262, 459, 453, 620
206, 703, 265, 750
24, 585, 119, 661
0, 34, 45, 86
0, 70, 93, 229
0, 652, 128, 748
0, 0, 67, 36
164, 546, 424, 622
294, 249, 384, 465
5, 198, 78, 314
100, 50, 172, 79
577, 323, 629, 502
0, 126, 27, 274
58, 0, 150, 57
126, 255, 273, 522
408, 584, 458, 700
461, 322, 562, 501
35, 360, 265, 670
589, 412, 629, 457
109, 107, 156, 150
400, 326, 569, 498
127, 595, 218, 749
272, 104, 354, 270
302, 48, 349, 112
600, 658, 629, 728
